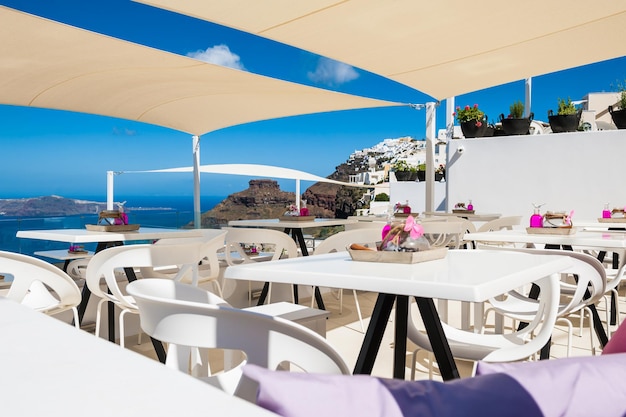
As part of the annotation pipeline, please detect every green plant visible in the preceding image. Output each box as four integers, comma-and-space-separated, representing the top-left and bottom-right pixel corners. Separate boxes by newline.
508, 100, 524, 118
556, 97, 577, 115
614, 79, 626, 110
374, 192, 390, 202
454, 104, 485, 124
392, 160, 417, 173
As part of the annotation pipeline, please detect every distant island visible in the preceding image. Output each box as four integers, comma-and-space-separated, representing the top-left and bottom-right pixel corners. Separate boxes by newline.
0, 195, 176, 217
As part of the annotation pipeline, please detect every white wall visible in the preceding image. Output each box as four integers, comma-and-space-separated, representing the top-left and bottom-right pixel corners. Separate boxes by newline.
390, 181, 447, 213
446, 130, 626, 223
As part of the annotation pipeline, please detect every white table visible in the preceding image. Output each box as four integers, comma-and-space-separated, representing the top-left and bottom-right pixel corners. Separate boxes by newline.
224, 250, 570, 380
0, 297, 277, 417
34, 249, 95, 271
228, 218, 356, 308
17, 227, 206, 245
465, 228, 624, 346
423, 211, 501, 222
18, 227, 206, 357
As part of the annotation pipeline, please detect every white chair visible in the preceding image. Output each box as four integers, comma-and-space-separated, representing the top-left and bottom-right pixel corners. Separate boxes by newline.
313, 228, 384, 332
407, 254, 561, 379
138, 229, 228, 295
222, 227, 299, 305
471, 216, 523, 248
421, 220, 467, 249
0, 251, 81, 328
482, 248, 606, 357
127, 278, 350, 402
85, 240, 216, 348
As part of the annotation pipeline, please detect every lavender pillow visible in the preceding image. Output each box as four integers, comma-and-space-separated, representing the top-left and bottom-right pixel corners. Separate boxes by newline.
243, 364, 542, 417
476, 353, 626, 417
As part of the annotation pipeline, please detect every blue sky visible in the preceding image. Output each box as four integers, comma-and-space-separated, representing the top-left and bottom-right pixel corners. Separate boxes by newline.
1, 0, 625, 202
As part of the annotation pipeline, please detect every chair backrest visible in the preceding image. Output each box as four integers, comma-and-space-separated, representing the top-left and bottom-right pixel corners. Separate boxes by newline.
127, 279, 350, 401
407, 252, 561, 364
314, 228, 383, 254
86, 240, 215, 311
495, 247, 607, 315
0, 250, 81, 315
142, 229, 228, 285
476, 216, 523, 232
421, 220, 467, 249
221, 227, 298, 266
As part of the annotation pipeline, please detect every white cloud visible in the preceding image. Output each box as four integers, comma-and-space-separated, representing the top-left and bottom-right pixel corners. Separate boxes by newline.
307, 57, 359, 86
187, 44, 245, 70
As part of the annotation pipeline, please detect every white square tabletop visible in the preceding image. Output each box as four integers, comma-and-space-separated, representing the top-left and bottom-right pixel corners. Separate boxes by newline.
17, 227, 205, 244
0, 297, 277, 417
224, 249, 571, 302
228, 218, 357, 229
465, 229, 626, 249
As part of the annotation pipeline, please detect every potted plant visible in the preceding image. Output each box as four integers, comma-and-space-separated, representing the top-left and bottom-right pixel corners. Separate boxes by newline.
608, 80, 626, 129
499, 100, 533, 135
454, 104, 488, 138
392, 160, 418, 181
548, 97, 581, 133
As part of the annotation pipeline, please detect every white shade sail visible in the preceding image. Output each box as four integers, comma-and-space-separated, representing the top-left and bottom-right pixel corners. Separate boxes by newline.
126, 163, 378, 188
0, 6, 402, 137
137, 0, 626, 100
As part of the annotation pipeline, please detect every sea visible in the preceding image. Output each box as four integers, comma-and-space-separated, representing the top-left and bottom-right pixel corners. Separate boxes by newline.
0, 195, 226, 257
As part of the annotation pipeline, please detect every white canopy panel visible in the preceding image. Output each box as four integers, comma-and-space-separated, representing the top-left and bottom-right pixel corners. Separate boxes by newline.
0, 6, 401, 136
127, 163, 378, 188
137, 0, 626, 100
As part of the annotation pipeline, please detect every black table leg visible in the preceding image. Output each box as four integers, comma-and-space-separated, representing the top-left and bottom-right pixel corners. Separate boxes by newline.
354, 293, 396, 375
415, 296, 460, 381
285, 227, 326, 310
393, 296, 409, 379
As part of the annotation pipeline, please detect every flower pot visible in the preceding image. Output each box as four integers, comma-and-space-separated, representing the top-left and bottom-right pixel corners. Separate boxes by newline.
394, 171, 418, 181
608, 106, 626, 129
548, 110, 580, 133
460, 120, 487, 138
499, 113, 533, 135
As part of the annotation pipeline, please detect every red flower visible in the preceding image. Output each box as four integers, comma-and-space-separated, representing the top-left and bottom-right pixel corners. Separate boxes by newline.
475, 121, 483, 127
464, 105, 470, 110
473, 104, 479, 109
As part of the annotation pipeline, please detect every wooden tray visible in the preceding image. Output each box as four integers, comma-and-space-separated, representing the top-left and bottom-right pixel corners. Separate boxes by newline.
86, 224, 140, 232
452, 209, 475, 214
526, 227, 576, 235
348, 247, 448, 264
598, 218, 626, 223
278, 216, 315, 222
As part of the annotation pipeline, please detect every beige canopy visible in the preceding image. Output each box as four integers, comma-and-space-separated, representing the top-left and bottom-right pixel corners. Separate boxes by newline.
0, 6, 401, 137
137, 0, 626, 100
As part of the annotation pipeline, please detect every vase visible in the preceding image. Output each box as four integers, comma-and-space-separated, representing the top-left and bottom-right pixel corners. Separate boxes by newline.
548, 110, 580, 133
394, 171, 418, 181
499, 113, 533, 135
608, 106, 626, 129
460, 120, 487, 138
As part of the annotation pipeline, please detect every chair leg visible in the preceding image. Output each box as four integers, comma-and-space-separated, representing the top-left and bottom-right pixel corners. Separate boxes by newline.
212, 280, 224, 298
119, 309, 128, 348
72, 307, 80, 329
353, 290, 365, 333
94, 298, 107, 339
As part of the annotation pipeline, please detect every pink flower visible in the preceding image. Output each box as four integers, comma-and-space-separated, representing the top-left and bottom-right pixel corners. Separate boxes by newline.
473, 104, 479, 108
475, 121, 482, 127
464, 105, 470, 110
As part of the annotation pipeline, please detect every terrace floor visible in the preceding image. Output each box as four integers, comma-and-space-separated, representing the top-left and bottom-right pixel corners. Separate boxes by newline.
121, 285, 625, 381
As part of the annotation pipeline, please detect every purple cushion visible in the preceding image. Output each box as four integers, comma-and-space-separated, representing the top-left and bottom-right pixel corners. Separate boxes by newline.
243, 364, 542, 417
602, 319, 626, 355
476, 353, 626, 417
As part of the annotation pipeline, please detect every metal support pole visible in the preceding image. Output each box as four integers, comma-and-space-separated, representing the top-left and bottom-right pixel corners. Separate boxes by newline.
106, 171, 114, 210
425, 102, 437, 213
192, 135, 201, 229
525, 78, 532, 118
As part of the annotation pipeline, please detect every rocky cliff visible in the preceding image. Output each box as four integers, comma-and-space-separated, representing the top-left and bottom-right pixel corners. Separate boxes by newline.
200, 157, 371, 228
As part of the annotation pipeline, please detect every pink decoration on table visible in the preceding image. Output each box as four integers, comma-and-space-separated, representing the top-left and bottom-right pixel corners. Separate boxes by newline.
381, 224, 391, 240
299, 207, 310, 216
403, 215, 424, 239
565, 210, 574, 226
